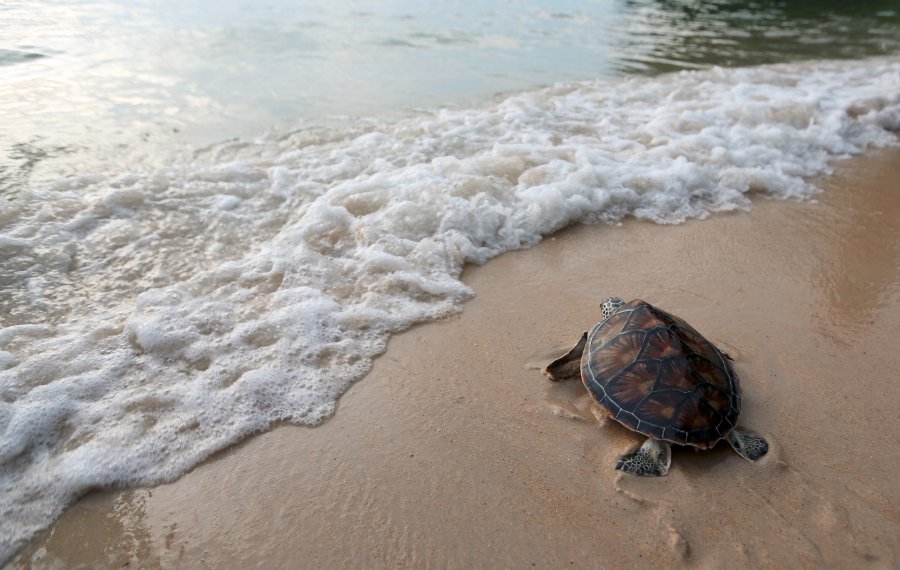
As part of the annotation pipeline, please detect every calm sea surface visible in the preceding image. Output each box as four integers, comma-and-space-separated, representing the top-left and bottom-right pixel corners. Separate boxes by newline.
2, 0, 899, 189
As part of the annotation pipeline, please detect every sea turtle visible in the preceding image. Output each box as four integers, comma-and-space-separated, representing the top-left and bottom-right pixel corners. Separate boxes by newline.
545, 297, 768, 476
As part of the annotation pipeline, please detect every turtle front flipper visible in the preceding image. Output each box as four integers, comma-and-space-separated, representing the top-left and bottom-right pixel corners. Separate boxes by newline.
727, 429, 769, 461
616, 439, 671, 477
544, 332, 587, 381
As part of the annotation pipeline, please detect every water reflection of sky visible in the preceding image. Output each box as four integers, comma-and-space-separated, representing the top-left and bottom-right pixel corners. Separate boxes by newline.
1, 0, 899, 189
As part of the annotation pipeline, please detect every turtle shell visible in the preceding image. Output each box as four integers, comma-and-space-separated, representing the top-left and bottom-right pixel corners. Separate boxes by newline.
581, 299, 741, 448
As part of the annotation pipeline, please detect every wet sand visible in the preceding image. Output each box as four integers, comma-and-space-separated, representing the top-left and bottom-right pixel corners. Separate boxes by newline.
9, 148, 900, 569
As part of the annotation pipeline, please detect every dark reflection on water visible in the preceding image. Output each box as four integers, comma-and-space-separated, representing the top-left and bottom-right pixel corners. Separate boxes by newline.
615, 0, 900, 73
1, 0, 899, 192
0, 48, 46, 66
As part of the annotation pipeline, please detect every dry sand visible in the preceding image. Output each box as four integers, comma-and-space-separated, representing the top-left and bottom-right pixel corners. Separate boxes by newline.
8, 149, 900, 569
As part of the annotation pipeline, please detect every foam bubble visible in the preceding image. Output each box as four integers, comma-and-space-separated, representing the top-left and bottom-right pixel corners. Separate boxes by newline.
1, 56, 899, 561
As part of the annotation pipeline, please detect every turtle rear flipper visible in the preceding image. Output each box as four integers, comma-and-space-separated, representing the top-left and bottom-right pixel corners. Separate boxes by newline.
544, 332, 587, 381
727, 429, 769, 461
616, 438, 671, 477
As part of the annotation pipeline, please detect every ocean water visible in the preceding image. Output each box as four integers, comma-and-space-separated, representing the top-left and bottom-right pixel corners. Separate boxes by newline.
2, 0, 900, 561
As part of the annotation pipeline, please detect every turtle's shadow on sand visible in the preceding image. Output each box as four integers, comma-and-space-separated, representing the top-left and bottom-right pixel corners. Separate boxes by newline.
668, 440, 736, 474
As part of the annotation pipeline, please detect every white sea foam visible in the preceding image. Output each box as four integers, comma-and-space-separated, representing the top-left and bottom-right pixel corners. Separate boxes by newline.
1, 57, 899, 560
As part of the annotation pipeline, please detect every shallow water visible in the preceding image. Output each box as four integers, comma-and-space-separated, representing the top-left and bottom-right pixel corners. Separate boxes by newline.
1, 0, 900, 564
2, 0, 900, 187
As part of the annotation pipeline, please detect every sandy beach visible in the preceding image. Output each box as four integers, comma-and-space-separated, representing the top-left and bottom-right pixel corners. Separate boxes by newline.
8, 147, 900, 569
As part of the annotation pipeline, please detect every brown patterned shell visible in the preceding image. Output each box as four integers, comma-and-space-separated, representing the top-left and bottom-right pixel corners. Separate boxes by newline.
581, 299, 741, 448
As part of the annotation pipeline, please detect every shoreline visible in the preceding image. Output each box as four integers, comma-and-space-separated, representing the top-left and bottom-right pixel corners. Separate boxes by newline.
9, 148, 900, 569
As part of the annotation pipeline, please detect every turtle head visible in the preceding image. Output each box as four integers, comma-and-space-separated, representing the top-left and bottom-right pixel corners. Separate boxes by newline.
601, 297, 625, 320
